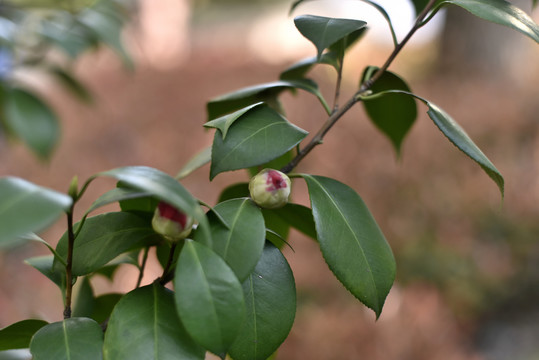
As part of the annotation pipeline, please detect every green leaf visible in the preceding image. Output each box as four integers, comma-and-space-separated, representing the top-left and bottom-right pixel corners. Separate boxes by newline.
217, 182, 250, 203
116, 182, 159, 213
261, 209, 290, 247
263, 203, 317, 240
427, 101, 504, 196
362, 90, 504, 197
56, 212, 157, 276
30, 318, 103, 360
361, 67, 417, 155
103, 283, 204, 360
439, 0, 539, 43
248, 149, 295, 177
97, 166, 211, 246
72, 277, 95, 318
174, 240, 245, 357
87, 187, 152, 214
358, 1, 397, 46
205, 103, 263, 140
207, 80, 329, 120
0, 320, 48, 351
229, 244, 296, 360
302, 175, 395, 318
90, 293, 123, 324
24, 255, 66, 294
281, 27, 366, 79
175, 146, 212, 179
0, 177, 71, 247
3, 88, 60, 159
294, 15, 367, 60
209, 105, 308, 180
411, 0, 431, 15
196, 198, 265, 282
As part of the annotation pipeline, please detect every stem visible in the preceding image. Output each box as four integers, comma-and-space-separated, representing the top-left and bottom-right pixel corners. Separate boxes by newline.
159, 243, 177, 285
136, 247, 150, 288
63, 206, 76, 319
281, 94, 359, 174
360, 0, 437, 92
332, 59, 344, 113
281, 0, 438, 174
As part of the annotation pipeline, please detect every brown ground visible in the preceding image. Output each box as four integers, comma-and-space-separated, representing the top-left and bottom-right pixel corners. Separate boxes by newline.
1, 14, 538, 360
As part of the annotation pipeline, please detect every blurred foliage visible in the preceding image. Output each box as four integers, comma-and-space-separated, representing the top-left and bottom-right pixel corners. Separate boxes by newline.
397, 211, 539, 320
0, 0, 134, 158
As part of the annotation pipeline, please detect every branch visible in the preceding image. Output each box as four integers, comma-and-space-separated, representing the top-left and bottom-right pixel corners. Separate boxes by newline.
281, 0, 438, 174
63, 205, 76, 319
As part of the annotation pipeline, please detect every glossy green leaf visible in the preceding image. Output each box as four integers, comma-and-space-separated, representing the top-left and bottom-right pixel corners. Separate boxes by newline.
302, 175, 395, 318
205, 103, 263, 140
361, 67, 417, 155
87, 187, 151, 214
116, 182, 159, 213
411, 0, 430, 15
56, 212, 157, 276
3, 88, 60, 159
294, 15, 367, 59
263, 203, 317, 240
363, 90, 505, 197
30, 318, 103, 360
217, 183, 250, 203
248, 149, 295, 177
174, 240, 245, 357
209, 105, 308, 179
0, 320, 48, 351
24, 255, 66, 294
438, 0, 539, 43
427, 101, 504, 196
229, 244, 296, 360
279, 55, 334, 80
97, 166, 211, 245
281, 27, 366, 79
90, 293, 122, 324
103, 283, 204, 360
207, 79, 329, 120
0, 177, 71, 247
196, 198, 265, 282
261, 209, 290, 247
358, 1, 397, 46
72, 277, 95, 318
175, 146, 212, 179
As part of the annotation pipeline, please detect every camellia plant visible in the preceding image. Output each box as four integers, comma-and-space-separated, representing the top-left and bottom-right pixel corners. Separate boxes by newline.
0, 0, 538, 359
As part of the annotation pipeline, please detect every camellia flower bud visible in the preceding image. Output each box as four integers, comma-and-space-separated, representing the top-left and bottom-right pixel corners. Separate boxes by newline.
249, 168, 291, 209
152, 201, 194, 242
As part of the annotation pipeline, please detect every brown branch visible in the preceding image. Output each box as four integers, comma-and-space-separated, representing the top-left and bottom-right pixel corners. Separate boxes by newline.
281, 0, 438, 174
63, 206, 76, 319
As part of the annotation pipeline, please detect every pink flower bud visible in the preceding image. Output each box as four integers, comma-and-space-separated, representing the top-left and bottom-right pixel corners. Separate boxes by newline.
249, 168, 291, 209
152, 201, 194, 241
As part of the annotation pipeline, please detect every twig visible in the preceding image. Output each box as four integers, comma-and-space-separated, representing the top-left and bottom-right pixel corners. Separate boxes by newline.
159, 243, 177, 285
63, 206, 76, 319
136, 247, 150, 288
281, 0, 438, 174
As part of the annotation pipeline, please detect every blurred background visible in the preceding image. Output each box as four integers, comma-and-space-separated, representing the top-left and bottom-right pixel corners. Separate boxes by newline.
1, 0, 539, 359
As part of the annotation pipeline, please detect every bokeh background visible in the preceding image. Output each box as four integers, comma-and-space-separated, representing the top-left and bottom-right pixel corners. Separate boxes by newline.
1, 0, 539, 359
